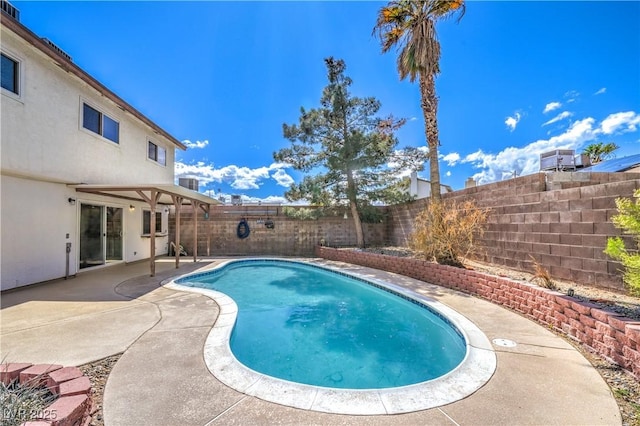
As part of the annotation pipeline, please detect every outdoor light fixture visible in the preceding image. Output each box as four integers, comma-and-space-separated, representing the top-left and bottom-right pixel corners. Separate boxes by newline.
68, 197, 76, 205
129, 205, 135, 211
343, 212, 348, 219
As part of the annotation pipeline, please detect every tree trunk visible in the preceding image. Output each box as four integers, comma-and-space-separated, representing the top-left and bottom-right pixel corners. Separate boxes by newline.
419, 72, 441, 202
346, 169, 365, 248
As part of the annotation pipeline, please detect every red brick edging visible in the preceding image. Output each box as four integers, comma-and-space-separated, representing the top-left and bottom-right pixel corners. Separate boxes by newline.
316, 246, 640, 379
0, 363, 92, 426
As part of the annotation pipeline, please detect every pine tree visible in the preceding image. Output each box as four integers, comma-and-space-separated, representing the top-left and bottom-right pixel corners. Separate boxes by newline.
274, 57, 427, 247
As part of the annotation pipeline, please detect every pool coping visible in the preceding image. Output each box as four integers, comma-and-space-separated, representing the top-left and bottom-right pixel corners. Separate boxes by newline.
164, 258, 497, 415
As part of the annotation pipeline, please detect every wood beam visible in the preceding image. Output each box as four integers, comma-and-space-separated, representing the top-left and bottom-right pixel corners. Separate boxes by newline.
148, 190, 161, 277
171, 195, 184, 269
192, 201, 199, 263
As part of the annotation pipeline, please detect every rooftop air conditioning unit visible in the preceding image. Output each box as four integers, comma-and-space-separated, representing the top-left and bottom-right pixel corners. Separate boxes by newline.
178, 178, 199, 191
231, 195, 242, 206
41, 38, 72, 62
1, 0, 20, 21
574, 154, 591, 169
540, 149, 576, 171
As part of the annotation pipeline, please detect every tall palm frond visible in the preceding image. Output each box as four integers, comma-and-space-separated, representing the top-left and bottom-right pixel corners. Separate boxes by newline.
374, 0, 465, 201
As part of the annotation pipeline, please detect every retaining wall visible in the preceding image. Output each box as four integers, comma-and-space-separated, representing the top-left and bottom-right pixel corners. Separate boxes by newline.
316, 246, 640, 379
0, 363, 93, 425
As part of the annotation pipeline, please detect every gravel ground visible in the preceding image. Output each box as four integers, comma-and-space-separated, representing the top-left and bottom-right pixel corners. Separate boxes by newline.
78, 353, 121, 426
77, 251, 639, 425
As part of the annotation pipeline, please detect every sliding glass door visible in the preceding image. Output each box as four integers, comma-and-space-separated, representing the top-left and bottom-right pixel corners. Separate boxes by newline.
79, 204, 123, 269
106, 207, 123, 261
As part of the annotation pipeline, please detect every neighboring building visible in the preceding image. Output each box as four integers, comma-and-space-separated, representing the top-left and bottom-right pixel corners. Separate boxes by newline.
1, 2, 215, 290
579, 154, 640, 174
409, 171, 453, 199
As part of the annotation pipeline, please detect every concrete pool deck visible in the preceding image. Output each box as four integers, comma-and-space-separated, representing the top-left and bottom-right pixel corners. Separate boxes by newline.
1, 257, 622, 425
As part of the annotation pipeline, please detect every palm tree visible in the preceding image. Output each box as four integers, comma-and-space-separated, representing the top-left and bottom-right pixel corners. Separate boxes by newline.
583, 142, 619, 164
374, 0, 465, 201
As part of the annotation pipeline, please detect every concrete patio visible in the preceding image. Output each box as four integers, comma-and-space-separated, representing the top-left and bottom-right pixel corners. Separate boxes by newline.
0, 258, 622, 425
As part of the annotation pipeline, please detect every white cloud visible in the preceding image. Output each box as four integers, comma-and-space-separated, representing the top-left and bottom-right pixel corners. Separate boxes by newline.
505, 112, 522, 132
542, 111, 572, 127
174, 161, 294, 190
440, 152, 461, 166
182, 139, 209, 149
564, 90, 580, 103
463, 117, 599, 184
445, 171, 452, 177
271, 168, 295, 187
543, 102, 562, 114
594, 87, 606, 95
598, 111, 640, 135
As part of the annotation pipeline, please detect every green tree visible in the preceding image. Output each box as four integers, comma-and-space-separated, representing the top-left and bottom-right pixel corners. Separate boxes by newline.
604, 189, 640, 295
274, 57, 427, 248
374, 0, 465, 202
583, 142, 619, 164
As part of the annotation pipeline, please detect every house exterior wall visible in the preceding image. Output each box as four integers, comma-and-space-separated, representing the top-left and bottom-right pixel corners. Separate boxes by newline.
409, 172, 431, 199
0, 26, 175, 185
1, 173, 170, 292
1, 17, 173, 290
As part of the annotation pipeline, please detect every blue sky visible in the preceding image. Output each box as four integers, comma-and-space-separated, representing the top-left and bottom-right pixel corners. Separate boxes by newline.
15, 1, 640, 203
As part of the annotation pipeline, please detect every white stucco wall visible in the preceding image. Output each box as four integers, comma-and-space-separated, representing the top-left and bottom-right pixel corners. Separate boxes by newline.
1, 24, 174, 289
0, 27, 176, 186
1, 175, 77, 290
409, 172, 432, 199
0, 175, 169, 290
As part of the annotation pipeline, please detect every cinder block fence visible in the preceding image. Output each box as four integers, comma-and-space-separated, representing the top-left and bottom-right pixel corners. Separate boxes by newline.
171, 171, 640, 293
388, 172, 640, 292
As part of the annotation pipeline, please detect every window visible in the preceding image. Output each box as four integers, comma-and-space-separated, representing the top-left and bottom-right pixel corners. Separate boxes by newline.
148, 141, 166, 166
142, 210, 163, 235
82, 102, 119, 143
1, 53, 19, 95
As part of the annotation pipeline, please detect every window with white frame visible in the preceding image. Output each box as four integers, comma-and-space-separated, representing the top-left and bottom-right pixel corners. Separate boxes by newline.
1, 52, 20, 95
148, 141, 166, 166
82, 102, 119, 143
142, 210, 163, 235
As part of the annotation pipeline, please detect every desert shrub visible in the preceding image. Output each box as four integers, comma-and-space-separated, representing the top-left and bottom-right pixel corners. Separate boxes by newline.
282, 206, 325, 220
529, 255, 556, 290
358, 204, 387, 224
410, 199, 489, 267
0, 376, 57, 425
605, 189, 640, 295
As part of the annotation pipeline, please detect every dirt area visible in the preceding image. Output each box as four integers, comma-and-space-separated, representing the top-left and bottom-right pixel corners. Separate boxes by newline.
79, 353, 121, 426
364, 247, 640, 319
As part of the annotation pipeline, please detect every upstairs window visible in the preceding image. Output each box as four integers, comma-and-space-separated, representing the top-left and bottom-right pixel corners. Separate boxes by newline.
1, 53, 19, 95
82, 102, 119, 143
148, 141, 166, 166
142, 210, 163, 235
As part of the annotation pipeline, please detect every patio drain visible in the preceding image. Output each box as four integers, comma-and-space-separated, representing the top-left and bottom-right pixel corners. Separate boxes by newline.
492, 338, 517, 348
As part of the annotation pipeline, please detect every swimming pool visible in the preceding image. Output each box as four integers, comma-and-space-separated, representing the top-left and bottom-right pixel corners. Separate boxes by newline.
175, 259, 465, 389
167, 258, 496, 414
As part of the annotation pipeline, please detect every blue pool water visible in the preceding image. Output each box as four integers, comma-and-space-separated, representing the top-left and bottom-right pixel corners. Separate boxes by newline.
177, 260, 466, 389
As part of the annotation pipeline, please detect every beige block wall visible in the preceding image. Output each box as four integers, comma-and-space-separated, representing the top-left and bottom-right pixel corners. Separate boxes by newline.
168, 172, 640, 292
388, 172, 640, 292
170, 205, 388, 257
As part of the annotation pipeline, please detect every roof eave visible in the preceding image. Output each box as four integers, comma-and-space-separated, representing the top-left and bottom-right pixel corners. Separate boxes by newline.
0, 12, 187, 151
